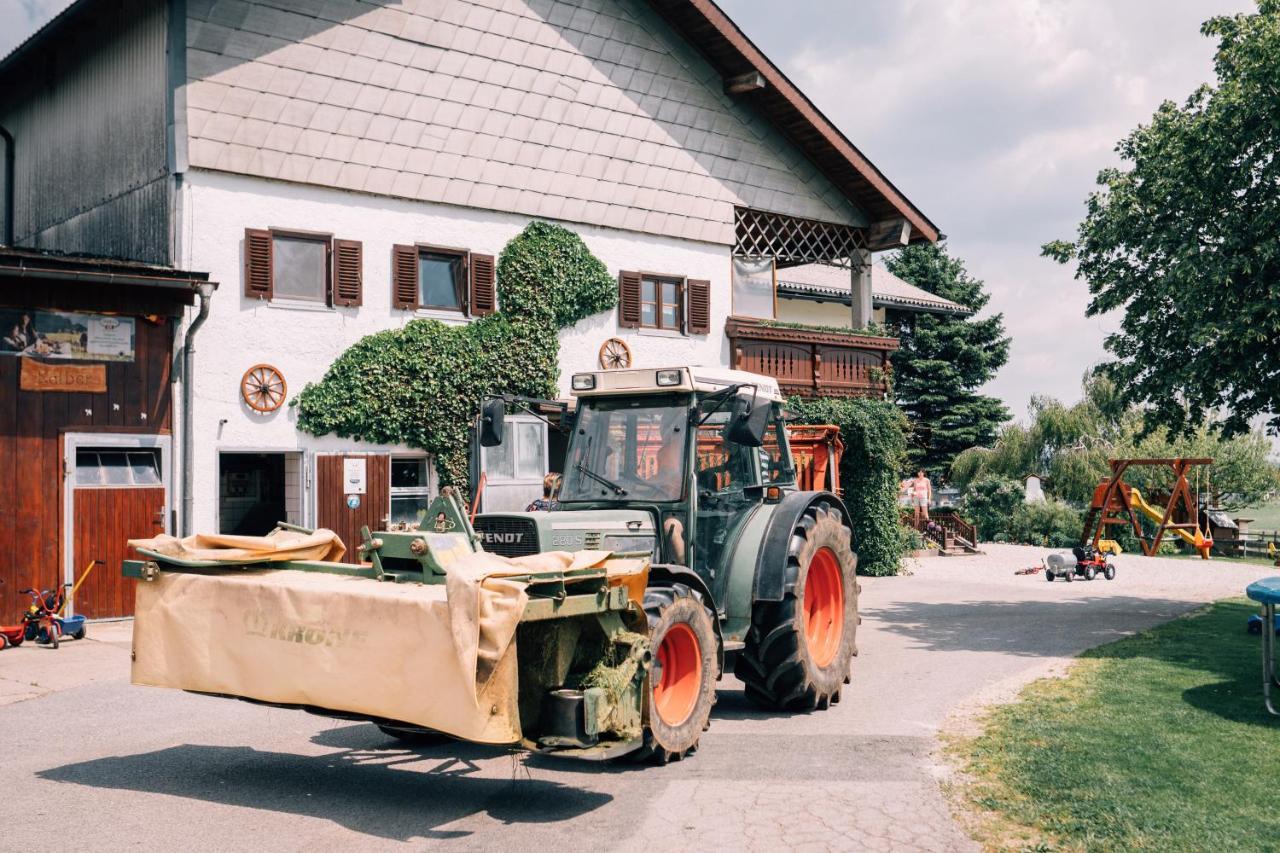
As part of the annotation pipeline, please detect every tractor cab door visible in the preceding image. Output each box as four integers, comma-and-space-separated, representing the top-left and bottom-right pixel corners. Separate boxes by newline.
691, 409, 762, 600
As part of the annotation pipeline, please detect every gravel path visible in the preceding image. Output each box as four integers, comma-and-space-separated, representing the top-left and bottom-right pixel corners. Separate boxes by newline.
0, 544, 1275, 851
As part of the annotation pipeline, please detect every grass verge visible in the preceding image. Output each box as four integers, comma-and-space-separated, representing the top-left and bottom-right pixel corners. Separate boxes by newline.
950, 599, 1280, 851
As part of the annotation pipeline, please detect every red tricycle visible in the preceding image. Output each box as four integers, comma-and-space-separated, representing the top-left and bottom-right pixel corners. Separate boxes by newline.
13, 560, 101, 649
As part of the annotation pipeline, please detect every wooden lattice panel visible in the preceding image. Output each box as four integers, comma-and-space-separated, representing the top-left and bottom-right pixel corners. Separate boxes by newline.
734, 207, 868, 268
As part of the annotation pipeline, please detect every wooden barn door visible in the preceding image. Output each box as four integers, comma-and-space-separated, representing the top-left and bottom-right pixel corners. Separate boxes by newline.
315, 454, 389, 564
65, 437, 169, 619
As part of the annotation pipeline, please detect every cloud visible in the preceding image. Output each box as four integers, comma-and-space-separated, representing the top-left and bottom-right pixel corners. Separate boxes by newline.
0, 0, 75, 59
722, 0, 1254, 421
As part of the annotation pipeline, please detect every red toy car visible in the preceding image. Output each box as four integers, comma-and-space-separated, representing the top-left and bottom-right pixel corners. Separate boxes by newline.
0, 623, 23, 649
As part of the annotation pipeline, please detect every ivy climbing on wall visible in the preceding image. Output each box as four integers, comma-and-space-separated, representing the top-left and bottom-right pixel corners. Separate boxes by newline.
293, 221, 616, 487
786, 396, 910, 576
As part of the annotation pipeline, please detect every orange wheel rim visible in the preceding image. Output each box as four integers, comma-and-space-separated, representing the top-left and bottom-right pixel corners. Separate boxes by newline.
654, 622, 702, 726
803, 547, 844, 667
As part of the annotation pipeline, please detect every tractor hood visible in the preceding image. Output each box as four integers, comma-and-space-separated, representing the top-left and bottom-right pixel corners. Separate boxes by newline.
473, 509, 657, 561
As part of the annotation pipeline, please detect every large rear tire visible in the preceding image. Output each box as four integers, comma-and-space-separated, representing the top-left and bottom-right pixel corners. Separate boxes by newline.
632, 584, 717, 765
735, 503, 858, 711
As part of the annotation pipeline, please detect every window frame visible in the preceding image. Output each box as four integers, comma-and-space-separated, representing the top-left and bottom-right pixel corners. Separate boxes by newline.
388, 454, 434, 527
268, 228, 333, 306
415, 244, 469, 313
639, 272, 686, 332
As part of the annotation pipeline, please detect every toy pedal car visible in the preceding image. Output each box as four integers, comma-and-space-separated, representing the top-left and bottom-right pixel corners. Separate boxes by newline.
1045, 546, 1117, 582
0, 624, 24, 649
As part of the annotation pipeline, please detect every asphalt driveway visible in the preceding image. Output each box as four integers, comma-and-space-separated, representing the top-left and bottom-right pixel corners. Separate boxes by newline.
1, 544, 1274, 851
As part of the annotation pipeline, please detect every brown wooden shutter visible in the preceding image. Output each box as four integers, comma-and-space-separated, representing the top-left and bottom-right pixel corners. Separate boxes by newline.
332, 239, 363, 307
618, 270, 642, 328
469, 253, 496, 316
391, 244, 418, 309
244, 228, 273, 300
686, 278, 711, 334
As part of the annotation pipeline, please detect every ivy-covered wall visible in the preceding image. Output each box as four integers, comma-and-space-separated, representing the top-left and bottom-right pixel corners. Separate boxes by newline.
293, 221, 615, 486
787, 396, 910, 576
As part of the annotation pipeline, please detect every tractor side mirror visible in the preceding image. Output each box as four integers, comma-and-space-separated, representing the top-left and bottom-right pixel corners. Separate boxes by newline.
479, 398, 505, 447
725, 395, 770, 447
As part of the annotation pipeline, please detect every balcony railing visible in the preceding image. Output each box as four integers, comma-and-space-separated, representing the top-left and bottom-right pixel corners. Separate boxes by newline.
725, 316, 898, 399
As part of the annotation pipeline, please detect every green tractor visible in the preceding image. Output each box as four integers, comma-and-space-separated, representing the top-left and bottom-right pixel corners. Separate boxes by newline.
474, 365, 859, 761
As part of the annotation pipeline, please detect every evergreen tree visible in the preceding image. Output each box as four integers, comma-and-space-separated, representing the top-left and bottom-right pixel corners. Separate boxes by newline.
884, 242, 1011, 478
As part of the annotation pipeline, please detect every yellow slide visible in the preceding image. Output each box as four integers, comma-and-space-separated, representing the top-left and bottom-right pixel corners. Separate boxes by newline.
1128, 487, 1212, 559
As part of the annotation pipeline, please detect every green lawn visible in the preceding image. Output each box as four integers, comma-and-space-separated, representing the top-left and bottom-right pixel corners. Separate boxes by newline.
954, 599, 1280, 851
1239, 499, 1280, 532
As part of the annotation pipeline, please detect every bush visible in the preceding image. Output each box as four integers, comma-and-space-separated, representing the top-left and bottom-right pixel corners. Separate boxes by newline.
787, 396, 909, 576
962, 476, 1024, 542
1008, 499, 1084, 548
295, 222, 616, 487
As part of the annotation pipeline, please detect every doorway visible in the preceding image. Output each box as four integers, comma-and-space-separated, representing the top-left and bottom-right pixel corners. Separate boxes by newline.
63, 433, 170, 619
218, 452, 301, 535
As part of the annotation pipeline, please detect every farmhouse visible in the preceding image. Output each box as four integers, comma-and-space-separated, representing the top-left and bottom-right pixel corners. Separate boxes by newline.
0, 0, 939, 616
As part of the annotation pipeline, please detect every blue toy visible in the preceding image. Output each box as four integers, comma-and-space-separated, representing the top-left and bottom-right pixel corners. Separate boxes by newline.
1247, 612, 1280, 635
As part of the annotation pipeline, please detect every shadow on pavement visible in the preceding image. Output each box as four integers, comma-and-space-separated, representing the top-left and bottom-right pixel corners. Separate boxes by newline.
38, 738, 611, 841
866, 595, 1204, 656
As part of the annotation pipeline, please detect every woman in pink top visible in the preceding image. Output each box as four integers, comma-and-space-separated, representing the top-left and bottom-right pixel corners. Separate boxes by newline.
910, 469, 932, 525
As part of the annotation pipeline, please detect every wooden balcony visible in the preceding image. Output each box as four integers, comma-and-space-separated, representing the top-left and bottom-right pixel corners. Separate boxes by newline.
725, 316, 898, 399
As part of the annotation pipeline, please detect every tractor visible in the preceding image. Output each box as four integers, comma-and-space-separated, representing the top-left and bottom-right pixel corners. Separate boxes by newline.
473, 365, 859, 760
121, 365, 858, 765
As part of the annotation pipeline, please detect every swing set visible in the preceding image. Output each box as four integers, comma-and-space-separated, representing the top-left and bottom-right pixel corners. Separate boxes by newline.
1082, 458, 1215, 560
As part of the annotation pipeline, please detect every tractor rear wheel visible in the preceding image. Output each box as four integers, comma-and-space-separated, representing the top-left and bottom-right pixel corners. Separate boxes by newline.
633, 583, 717, 764
735, 503, 858, 711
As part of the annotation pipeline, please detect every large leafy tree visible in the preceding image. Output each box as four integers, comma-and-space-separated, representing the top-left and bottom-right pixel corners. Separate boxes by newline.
1044, 2, 1280, 435
885, 242, 1011, 477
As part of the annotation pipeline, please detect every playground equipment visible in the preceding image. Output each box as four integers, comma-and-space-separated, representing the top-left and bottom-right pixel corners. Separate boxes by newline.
1081, 458, 1215, 560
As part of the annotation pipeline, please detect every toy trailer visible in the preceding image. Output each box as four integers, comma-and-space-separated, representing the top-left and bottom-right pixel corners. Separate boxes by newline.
124, 490, 657, 761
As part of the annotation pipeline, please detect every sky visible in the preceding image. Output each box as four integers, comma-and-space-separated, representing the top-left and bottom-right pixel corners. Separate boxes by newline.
1, 0, 1258, 423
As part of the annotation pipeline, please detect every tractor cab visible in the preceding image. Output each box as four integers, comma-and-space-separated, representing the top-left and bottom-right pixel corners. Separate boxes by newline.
477, 366, 791, 603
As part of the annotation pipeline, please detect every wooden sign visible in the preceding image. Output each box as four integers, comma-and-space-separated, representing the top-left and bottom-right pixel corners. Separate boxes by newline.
20, 359, 107, 393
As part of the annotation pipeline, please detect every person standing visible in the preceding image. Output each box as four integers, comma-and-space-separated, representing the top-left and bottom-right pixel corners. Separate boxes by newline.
526, 473, 562, 512
910, 469, 933, 525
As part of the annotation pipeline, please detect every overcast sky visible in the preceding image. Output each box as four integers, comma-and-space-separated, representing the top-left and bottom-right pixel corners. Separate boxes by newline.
2, 0, 1256, 422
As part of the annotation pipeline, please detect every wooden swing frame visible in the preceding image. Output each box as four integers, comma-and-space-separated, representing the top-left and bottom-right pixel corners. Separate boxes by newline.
1087, 458, 1213, 556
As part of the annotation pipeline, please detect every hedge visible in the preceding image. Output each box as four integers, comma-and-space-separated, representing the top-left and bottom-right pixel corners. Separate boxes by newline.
787, 396, 910, 576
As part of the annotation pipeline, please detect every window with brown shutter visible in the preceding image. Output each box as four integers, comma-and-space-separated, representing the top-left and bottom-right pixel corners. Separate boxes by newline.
618, 270, 642, 328
686, 279, 710, 334
391, 245, 418, 309
469, 253, 496, 315
244, 228, 273, 300
333, 239, 363, 307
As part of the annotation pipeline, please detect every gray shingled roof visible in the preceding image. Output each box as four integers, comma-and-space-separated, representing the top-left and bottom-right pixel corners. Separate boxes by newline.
181, 0, 868, 244
777, 262, 971, 316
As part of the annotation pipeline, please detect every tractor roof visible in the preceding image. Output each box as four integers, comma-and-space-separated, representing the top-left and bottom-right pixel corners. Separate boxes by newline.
572, 366, 784, 402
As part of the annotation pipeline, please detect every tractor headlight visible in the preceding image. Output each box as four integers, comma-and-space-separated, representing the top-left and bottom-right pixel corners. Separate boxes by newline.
655, 369, 682, 387
601, 534, 656, 556
572, 373, 596, 391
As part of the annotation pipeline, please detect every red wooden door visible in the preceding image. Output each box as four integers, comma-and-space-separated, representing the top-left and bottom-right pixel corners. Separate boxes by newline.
72, 486, 165, 618
315, 454, 390, 564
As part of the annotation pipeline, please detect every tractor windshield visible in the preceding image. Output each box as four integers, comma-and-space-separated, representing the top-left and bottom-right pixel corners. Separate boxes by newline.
560, 396, 689, 503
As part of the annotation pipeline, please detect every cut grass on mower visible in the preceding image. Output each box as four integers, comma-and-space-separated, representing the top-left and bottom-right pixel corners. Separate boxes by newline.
951, 599, 1280, 851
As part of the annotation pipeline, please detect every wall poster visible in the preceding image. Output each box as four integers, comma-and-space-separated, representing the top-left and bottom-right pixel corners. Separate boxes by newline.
0, 308, 135, 362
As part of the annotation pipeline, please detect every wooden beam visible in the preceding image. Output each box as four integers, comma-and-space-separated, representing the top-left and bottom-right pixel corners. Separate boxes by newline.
724, 71, 765, 94
865, 218, 912, 252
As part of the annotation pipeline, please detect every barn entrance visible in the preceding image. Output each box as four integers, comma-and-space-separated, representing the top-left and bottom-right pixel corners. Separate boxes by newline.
63, 434, 170, 619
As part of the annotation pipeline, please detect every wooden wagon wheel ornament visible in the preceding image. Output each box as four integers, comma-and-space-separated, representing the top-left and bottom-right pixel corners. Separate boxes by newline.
598, 337, 632, 370
240, 364, 287, 413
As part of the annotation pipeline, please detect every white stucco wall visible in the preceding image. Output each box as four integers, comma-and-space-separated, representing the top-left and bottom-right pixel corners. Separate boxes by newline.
176, 169, 732, 532
775, 297, 885, 327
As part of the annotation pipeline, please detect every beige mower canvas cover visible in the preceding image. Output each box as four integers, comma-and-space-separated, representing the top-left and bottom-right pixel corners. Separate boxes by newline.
129, 533, 643, 744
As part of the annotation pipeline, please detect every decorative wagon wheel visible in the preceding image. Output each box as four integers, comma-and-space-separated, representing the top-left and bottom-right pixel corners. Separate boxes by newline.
240, 364, 287, 413
599, 337, 632, 370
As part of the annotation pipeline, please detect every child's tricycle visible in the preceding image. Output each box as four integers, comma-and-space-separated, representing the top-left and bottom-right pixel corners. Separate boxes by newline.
0, 623, 24, 649
16, 560, 100, 648
1045, 546, 1116, 582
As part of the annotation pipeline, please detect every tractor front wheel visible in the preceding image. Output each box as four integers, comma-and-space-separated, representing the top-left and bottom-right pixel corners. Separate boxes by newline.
634, 583, 717, 764
735, 504, 858, 711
